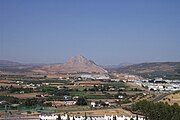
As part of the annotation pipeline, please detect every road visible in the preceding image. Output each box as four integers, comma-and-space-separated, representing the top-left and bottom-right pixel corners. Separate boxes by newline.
153, 92, 172, 102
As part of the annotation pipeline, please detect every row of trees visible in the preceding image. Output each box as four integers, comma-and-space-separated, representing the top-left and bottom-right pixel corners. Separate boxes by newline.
0, 96, 44, 108
0, 85, 33, 93
0, 96, 88, 108
132, 100, 180, 120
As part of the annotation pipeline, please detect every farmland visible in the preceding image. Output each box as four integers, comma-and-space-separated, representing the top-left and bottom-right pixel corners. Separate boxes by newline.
0, 73, 152, 118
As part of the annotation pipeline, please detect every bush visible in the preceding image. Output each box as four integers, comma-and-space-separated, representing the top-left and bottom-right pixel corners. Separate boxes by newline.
76, 97, 88, 106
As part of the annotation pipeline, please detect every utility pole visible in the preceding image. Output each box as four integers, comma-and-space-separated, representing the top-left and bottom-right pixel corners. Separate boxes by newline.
84, 112, 87, 120
4, 104, 8, 120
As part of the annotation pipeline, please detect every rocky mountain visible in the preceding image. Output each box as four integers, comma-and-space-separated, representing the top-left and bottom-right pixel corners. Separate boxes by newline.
35, 55, 108, 73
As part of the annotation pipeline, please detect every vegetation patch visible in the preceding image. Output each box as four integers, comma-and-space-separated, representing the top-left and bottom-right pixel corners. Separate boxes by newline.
132, 100, 180, 120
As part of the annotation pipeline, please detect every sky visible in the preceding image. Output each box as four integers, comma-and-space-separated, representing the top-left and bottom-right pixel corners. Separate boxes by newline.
0, 0, 180, 65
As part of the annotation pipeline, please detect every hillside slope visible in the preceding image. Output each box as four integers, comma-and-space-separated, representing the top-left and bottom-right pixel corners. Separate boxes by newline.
115, 62, 180, 79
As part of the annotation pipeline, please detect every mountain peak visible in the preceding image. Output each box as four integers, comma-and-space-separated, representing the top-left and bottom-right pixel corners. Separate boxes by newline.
66, 55, 92, 65
39, 55, 108, 73
68, 55, 87, 61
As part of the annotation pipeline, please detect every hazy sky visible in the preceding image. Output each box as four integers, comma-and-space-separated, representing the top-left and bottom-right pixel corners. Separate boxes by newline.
0, 0, 180, 65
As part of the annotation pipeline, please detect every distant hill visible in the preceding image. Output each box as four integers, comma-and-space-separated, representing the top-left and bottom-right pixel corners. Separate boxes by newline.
34, 55, 108, 74
103, 63, 132, 71
0, 60, 43, 73
0, 60, 21, 66
115, 62, 180, 79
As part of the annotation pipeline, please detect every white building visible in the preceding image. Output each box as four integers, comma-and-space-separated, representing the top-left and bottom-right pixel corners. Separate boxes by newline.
39, 114, 145, 120
90, 102, 96, 107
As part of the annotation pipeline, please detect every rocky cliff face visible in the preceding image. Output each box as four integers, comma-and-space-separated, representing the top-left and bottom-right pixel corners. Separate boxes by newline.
37, 55, 107, 73
65, 55, 97, 67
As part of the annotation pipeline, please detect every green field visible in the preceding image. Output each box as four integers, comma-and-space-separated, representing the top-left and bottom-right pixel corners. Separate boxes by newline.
69, 91, 114, 99
104, 82, 126, 87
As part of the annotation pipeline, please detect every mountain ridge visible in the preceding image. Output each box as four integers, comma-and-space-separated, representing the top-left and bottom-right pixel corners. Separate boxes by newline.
114, 62, 180, 79
0, 60, 21, 66
1, 59, 180, 76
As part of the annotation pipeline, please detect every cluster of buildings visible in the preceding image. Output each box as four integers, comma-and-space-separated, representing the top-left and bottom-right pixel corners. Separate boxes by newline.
112, 73, 141, 82
46, 74, 110, 80
135, 78, 180, 91
90, 101, 118, 108
79, 75, 110, 80
39, 114, 145, 120
52, 101, 77, 107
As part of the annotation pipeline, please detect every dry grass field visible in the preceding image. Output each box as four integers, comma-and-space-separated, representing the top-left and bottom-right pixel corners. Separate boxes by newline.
0, 79, 14, 82
161, 92, 180, 105
9, 92, 42, 99
0, 108, 134, 119
0, 83, 19, 87
61, 108, 133, 116
46, 105, 133, 116
0, 91, 8, 96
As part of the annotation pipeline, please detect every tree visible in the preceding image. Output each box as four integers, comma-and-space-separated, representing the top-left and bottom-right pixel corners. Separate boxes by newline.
57, 114, 61, 120
23, 98, 39, 107
132, 100, 180, 120
113, 116, 116, 120
76, 97, 88, 105
136, 115, 138, 120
